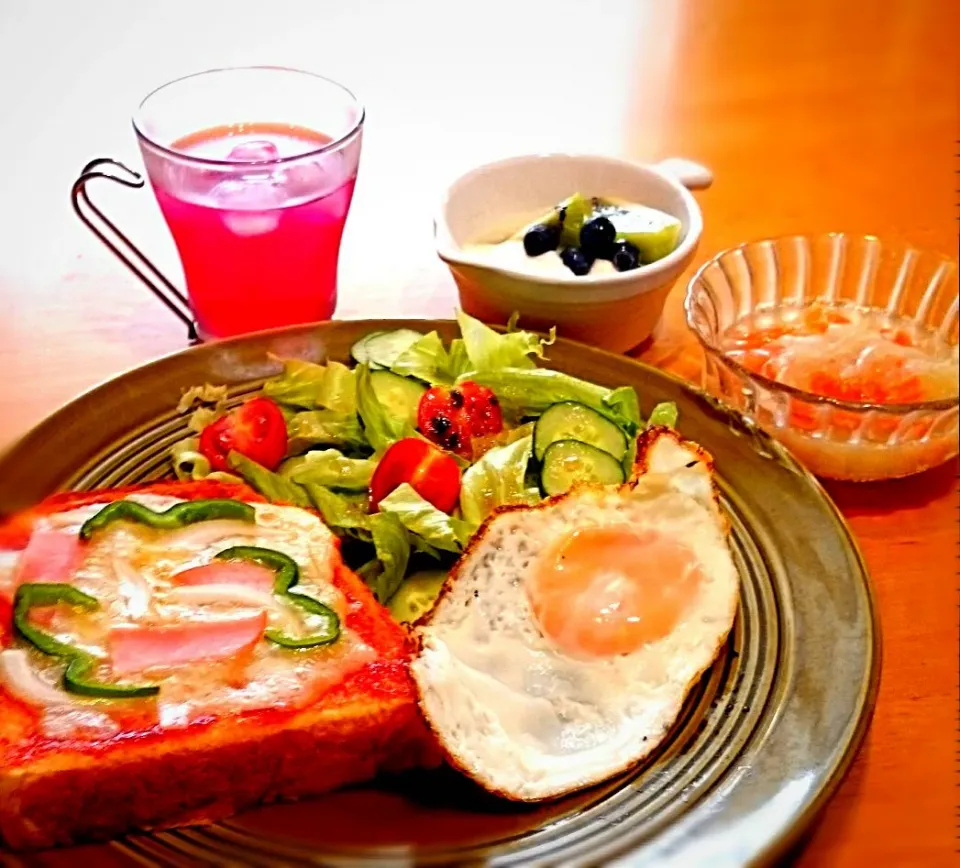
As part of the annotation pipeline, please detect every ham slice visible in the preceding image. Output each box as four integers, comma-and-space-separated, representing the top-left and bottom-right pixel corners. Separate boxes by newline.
109, 612, 268, 674
172, 561, 276, 594
13, 528, 83, 588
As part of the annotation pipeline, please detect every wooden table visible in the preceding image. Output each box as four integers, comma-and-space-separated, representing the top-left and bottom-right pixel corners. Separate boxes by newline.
0, 1, 956, 864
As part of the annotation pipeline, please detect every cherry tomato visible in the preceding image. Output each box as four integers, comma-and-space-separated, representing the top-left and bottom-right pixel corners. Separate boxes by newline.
370, 438, 461, 514
198, 397, 288, 473
417, 381, 503, 458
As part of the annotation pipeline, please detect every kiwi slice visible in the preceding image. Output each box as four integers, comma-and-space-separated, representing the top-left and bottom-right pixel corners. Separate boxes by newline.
524, 193, 594, 247
557, 193, 593, 247
595, 204, 682, 264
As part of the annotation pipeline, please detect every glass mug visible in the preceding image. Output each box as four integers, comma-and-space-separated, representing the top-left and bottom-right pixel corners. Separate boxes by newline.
73, 66, 364, 341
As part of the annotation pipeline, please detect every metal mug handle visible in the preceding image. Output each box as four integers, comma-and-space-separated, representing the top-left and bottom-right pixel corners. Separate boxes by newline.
71, 158, 198, 342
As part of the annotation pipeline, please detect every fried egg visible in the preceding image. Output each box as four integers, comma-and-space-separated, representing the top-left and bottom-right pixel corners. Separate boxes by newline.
411, 428, 739, 801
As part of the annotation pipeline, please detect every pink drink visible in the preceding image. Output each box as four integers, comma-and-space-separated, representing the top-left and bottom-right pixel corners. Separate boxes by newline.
148, 123, 357, 339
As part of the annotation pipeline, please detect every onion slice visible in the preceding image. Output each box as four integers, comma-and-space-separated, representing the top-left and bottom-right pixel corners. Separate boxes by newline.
45, 505, 105, 530
0, 648, 76, 707
0, 550, 22, 571
112, 558, 153, 620
0, 550, 21, 599
166, 583, 300, 633
162, 519, 269, 549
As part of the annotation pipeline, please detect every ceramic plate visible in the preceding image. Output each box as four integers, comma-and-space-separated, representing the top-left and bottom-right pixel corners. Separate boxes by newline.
0, 320, 880, 867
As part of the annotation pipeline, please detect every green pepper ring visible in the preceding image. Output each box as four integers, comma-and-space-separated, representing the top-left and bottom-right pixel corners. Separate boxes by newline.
12, 583, 159, 699
215, 546, 341, 648
79, 498, 255, 541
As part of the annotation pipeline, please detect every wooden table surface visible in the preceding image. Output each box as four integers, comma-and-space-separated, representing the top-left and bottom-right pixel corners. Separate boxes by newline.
0, 1, 956, 864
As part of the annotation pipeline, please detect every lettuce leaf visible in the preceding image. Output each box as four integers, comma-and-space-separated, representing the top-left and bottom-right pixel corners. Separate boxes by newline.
446, 338, 470, 380
285, 409, 367, 454
410, 535, 443, 560
228, 452, 311, 508
455, 309, 554, 372
377, 484, 471, 553
282, 449, 376, 491
356, 364, 404, 452
461, 368, 639, 433
364, 513, 411, 603
176, 384, 229, 433
391, 331, 470, 386
604, 387, 642, 435
303, 484, 371, 533
459, 435, 540, 527
177, 383, 228, 415
317, 361, 358, 415
306, 484, 444, 596
264, 358, 357, 415
263, 359, 327, 408
647, 401, 679, 428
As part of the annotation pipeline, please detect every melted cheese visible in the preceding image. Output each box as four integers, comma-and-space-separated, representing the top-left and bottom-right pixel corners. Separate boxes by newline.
3, 495, 374, 740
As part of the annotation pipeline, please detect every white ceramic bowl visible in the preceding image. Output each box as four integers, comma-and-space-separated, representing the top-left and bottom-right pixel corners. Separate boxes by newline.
434, 154, 711, 352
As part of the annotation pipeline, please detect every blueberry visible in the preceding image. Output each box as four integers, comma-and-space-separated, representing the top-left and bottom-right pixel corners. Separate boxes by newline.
560, 247, 594, 276
579, 217, 617, 259
611, 240, 641, 272
523, 223, 560, 257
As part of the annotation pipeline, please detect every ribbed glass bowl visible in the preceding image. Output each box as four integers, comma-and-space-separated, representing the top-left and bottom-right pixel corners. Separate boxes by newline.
685, 233, 959, 481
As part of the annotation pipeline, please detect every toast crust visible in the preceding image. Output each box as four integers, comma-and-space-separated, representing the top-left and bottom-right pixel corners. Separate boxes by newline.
0, 480, 439, 849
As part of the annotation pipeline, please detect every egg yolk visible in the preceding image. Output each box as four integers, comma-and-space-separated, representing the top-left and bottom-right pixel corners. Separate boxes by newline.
527, 525, 703, 658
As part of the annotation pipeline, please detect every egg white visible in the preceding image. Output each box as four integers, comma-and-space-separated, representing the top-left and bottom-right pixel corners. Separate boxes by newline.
411, 430, 739, 801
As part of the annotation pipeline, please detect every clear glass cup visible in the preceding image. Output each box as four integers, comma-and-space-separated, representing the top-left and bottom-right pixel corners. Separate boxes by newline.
78, 66, 364, 341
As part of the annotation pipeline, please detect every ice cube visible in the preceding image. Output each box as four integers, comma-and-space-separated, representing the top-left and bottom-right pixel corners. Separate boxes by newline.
211, 177, 285, 236
226, 140, 280, 163
280, 158, 335, 200
224, 210, 282, 236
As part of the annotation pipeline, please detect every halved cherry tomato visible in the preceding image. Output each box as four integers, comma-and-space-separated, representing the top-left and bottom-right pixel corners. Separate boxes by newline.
198, 397, 288, 473
370, 438, 461, 514
417, 381, 503, 458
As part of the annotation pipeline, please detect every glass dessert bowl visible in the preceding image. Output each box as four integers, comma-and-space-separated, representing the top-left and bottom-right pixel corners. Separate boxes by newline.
685, 233, 959, 481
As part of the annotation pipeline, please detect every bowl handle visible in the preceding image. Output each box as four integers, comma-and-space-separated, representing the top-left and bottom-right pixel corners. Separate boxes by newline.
652, 158, 713, 191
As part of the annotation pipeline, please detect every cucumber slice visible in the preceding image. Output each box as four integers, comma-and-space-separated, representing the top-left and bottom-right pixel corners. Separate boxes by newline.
369, 370, 427, 428
351, 329, 423, 370
387, 569, 448, 623
540, 440, 626, 496
351, 331, 387, 368
534, 402, 628, 461
595, 204, 682, 264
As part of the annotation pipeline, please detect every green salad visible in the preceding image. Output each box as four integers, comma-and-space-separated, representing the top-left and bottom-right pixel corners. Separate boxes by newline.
170, 311, 678, 620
